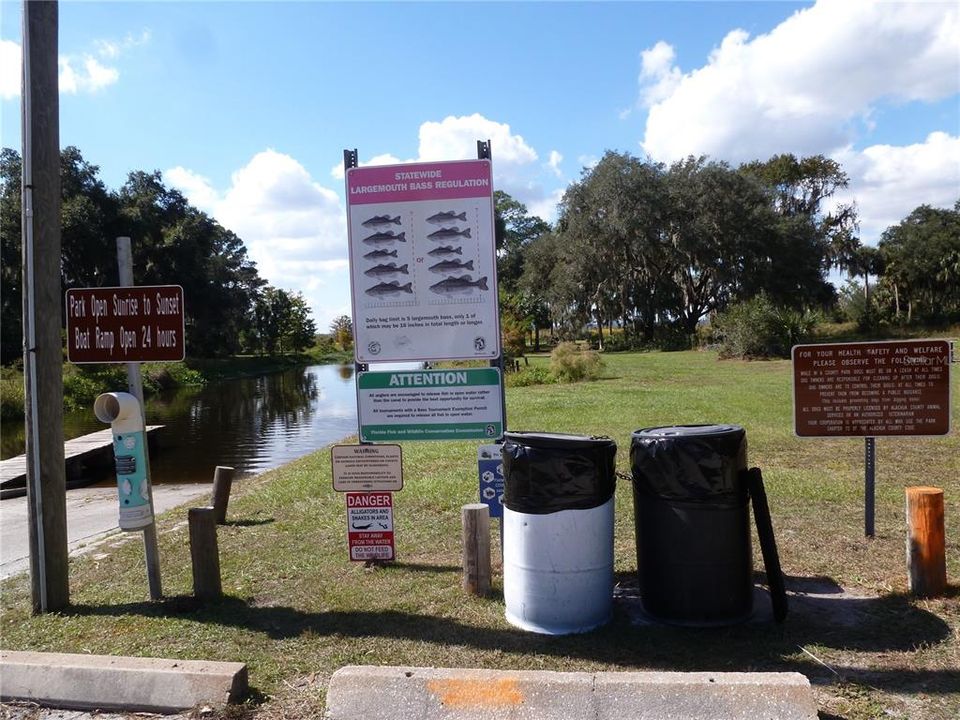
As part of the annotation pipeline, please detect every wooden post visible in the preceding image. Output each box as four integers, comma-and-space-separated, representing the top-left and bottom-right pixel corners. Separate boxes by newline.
211, 466, 234, 524
906, 487, 946, 598
462, 503, 491, 596
189, 507, 222, 601
22, 0, 69, 613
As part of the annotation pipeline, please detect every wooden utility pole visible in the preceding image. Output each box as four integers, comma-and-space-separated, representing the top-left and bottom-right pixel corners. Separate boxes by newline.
22, 0, 69, 613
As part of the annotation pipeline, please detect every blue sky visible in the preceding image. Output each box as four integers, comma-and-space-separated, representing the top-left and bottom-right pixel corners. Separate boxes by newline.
2, 1, 958, 331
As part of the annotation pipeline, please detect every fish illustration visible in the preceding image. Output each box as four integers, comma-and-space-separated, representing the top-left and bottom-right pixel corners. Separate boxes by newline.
364, 262, 409, 277
362, 230, 406, 245
427, 226, 471, 241
426, 211, 467, 225
429, 259, 474, 274
366, 280, 414, 296
427, 245, 463, 258
363, 248, 399, 261
361, 215, 401, 228
429, 275, 488, 294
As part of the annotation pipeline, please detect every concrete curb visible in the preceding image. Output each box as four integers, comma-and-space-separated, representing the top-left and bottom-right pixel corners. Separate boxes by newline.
0, 650, 247, 713
325, 665, 818, 720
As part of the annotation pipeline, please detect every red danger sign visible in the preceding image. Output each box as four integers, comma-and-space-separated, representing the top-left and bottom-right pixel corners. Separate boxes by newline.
346, 492, 395, 562
66, 286, 185, 363
792, 340, 952, 437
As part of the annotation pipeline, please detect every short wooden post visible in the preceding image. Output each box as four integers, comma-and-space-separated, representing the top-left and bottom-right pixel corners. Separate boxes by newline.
906, 487, 946, 598
211, 466, 235, 524
189, 507, 222, 601
462, 503, 491, 596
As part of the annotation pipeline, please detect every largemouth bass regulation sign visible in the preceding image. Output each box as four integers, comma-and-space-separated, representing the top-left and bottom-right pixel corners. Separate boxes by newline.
345, 160, 500, 363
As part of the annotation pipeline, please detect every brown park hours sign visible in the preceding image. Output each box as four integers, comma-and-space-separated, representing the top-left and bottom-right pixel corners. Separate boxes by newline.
792, 340, 952, 437
66, 286, 185, 363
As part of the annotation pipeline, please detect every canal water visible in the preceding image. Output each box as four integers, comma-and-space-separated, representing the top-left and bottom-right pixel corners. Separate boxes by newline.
1, 363, 361, 484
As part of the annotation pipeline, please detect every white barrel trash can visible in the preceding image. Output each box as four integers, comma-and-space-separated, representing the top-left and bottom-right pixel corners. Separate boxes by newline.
501, 432, 617, 635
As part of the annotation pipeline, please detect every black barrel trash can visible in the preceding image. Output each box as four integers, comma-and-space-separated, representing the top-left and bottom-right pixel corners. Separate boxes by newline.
630, 424, 752, 626
502, 432, 617, 634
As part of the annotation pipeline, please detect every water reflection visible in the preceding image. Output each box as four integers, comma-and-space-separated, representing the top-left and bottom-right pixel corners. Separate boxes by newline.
1, 364, 359, 484
148, 364, 358, 482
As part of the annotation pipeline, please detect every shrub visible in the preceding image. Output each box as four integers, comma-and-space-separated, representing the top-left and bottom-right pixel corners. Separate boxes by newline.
0, 371, 25, 420
504, 365, 555, 388
713, 295, 818, 359
549, 341, 604, 382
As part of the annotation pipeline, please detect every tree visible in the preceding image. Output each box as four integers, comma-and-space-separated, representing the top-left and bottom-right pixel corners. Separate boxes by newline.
878, 202, 960, 322
330, 315, 353, 351
494, 190, 550, 293
552, 151, 671, 344
2, 145, 272, 363
741, 153, 858, 290
0, 149, 22, 364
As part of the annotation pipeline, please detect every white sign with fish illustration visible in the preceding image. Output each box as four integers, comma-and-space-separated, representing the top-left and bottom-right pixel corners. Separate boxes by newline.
345, 159, 500, 363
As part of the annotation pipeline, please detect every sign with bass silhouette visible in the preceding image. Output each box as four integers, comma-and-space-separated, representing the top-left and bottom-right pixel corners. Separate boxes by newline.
345, 160, 499, 363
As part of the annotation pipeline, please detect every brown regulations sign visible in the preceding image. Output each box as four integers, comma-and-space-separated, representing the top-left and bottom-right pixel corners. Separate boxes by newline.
66, 285, 185, 363
792, 339, 952, 437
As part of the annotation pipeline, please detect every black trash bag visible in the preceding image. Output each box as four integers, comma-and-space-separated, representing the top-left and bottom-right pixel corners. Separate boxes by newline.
630, 424, 747, 505
502, 432, 617, 514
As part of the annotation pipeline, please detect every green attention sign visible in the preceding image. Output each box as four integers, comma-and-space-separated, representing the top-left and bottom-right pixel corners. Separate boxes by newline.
358, 368, 503, 442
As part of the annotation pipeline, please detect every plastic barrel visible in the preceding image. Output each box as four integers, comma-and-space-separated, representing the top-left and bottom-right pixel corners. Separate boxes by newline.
630, 425, 752, 626
501, 432, 617, 635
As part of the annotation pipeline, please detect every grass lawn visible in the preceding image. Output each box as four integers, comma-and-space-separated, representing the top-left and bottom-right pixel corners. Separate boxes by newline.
1, 349, 957, 719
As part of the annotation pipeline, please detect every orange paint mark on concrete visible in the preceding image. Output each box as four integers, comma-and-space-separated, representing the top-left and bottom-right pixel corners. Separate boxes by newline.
426, 677, 524, 708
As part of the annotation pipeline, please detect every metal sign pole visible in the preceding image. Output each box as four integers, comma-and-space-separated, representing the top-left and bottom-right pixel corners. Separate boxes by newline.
117, 237, 163, 598
477, 139, 507, 564
864, 437, 876, 538
343, 149, 369, 444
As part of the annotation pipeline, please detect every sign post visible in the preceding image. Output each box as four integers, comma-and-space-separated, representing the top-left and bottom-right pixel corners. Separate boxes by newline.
339, 144, 506, 564
792, 339, 953, 536
64, 239, 186, 598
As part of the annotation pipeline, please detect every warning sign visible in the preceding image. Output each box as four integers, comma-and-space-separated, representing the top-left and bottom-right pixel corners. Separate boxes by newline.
792, 339, 952, 437
346, 492, 395, 561
332, 444, 403, 492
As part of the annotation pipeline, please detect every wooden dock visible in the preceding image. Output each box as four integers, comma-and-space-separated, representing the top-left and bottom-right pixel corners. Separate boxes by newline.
0, 426, 163, 487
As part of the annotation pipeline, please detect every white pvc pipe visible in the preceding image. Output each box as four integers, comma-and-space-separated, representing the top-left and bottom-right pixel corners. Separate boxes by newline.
94, 392, 144, 434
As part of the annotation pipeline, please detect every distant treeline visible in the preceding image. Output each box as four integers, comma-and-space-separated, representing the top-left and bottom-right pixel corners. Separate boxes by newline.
0, 146, 316, 365
494, 152, 960, 350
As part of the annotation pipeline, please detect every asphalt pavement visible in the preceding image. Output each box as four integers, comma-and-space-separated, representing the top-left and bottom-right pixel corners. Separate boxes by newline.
1, 483, 213, 580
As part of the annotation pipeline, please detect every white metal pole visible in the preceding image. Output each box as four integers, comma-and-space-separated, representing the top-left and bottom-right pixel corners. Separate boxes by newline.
116, 237, 163, 599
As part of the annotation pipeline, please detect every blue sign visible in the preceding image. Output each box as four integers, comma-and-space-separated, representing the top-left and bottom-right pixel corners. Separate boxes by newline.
477, 444, 504, 519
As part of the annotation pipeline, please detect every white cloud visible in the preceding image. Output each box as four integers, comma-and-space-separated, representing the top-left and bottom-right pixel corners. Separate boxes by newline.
164, 166, 221, 211
635, 0, 959, 247
834, 132, 960, 242
94, 30, 151, 60
547, 150, 563, 178
166, 150, 352, 331
418, 113, 538, 169
330, 113, 559, 221
59, 56, 119, 94
638, 40, 683, 107
0, 31, 151, 99
1, 40, 20, 100
639, 0, 959, 164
